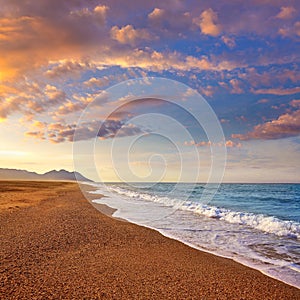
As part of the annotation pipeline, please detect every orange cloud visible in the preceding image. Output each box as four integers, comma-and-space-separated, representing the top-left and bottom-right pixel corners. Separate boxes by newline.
0, 3, 110, 81
232, 110, 300, 140
84, 77, 110, 88
95, 48, 239, 72
225, 140, 242, 148
111, 25, 153, 45
25, 130, 45, 140
93, 5, 109, 24
148, 8, 165, 20
0, 15, 86, 80
45, 60, 97, 78
193, 8, 221, 37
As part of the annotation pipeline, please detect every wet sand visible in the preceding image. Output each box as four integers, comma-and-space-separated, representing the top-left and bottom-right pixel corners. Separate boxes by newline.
1, 181, 299, 299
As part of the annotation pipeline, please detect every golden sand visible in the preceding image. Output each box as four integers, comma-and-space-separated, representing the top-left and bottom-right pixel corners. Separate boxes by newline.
1, 181, 299, 299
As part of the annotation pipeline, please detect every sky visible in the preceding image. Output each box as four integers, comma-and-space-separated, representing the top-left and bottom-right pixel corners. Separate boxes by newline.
0, 0, 300, 183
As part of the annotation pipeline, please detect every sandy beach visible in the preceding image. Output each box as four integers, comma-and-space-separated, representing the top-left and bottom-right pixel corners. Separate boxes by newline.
1, 181, 299, 299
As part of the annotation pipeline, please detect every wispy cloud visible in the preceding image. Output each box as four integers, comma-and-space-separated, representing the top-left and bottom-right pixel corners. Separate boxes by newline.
252, 87, 300, 95
184, 140, 241, 148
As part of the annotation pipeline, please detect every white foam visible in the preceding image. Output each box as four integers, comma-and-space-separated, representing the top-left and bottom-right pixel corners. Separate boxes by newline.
106, 185, 300, 239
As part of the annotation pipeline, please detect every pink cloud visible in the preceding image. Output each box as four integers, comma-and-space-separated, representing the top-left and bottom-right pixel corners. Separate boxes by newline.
253, 86, 300, 95
290, 99, 300, 108
221, 36, 236, 48
275, 6, 296, 19
278, 21, 300, 37
229, 79, 244, 94
199, 85, 216, 97
232, 110, 300, 140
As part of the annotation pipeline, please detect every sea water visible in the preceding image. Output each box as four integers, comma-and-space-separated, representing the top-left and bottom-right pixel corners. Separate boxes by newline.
89, 183, 300, 288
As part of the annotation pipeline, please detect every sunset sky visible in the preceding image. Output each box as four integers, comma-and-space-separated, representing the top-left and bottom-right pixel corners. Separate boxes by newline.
0, 0, 300, 182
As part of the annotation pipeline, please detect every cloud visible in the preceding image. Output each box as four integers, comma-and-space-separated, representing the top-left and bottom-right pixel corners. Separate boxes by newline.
229, 79, 243, 94
276, 6, 296, 19
290, 99, 300, 108
148, 8, 164, 20
25, 130, 45, 140
56, 101, 87, 116
184, 140, 241, 148
199, 85, 216, 97
0, 97, 23, 120
84, 76, 110, 88
193, 8, 221, 37
93, 5, 109, 25
0, 16, 62, 79
69, 4, 108, 26
253, 86, 300, 95
45, 60, 98, 78
25, 119, 144, 143
147, 7, 192, 34
232, 110, 300, 140
278, 20, 300, 37
240, 68, 300, 88
221, 36, 236, 48
0, 2, 109, 80
257, 99, 269, 104
97, 48, 239, 72
0, 80, 68, 121
295, 21, 300, 36
225, 140, 242, 148
44, 85, 66, 105
110, 25, 153, 45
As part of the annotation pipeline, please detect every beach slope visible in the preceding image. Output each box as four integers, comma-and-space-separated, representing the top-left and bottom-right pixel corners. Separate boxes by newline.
1, 181, 299, 299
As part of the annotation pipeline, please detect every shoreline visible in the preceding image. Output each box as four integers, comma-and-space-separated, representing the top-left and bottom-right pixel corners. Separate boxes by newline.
1, 180, 299, 299
85, 182, 300, 289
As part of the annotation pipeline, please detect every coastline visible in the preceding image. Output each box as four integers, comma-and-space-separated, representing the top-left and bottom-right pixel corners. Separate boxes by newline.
1, 180, 299, 299
89, 182, 300, 288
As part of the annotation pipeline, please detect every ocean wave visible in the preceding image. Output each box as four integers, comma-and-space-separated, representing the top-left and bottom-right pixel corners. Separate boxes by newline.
107, 185, 300, 239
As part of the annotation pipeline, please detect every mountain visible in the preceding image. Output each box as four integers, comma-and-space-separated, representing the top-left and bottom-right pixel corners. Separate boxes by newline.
0, 168, 93, 182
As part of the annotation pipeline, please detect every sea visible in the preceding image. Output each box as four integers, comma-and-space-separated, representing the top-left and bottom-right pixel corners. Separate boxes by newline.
88, 182, 300, 288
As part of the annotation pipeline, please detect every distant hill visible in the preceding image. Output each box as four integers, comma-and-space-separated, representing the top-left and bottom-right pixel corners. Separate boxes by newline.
0, 168, 93, 182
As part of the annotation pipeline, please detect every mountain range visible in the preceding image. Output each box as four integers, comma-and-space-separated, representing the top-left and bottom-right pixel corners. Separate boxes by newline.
0, 168, 93, 182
